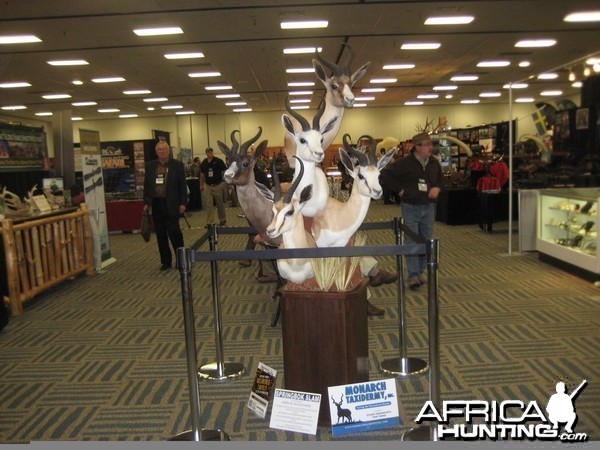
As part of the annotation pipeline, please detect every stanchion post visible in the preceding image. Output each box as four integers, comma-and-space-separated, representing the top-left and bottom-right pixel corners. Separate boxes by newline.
380, 217, 428, 377
170, 247, 229, 441
198, 224, 246, 381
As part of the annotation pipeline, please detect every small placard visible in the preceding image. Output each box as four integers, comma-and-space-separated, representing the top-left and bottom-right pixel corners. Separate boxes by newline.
328, 379, 400, 436
269, 389, 321, 435
32, 194, 52, 212
247, 362, 277, 418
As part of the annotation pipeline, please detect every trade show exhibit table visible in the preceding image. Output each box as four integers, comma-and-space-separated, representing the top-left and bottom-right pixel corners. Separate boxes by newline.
106, 199, 145, 233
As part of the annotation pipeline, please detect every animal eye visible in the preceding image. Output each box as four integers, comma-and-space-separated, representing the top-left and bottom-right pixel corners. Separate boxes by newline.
332, 84, 339, 90
243, 162, 249, 167
300, 138, 306, 144
285, 210, 294, 216
358, 173, 364, 180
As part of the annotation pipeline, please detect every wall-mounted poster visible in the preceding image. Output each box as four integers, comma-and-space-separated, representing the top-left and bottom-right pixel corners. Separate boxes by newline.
0, 123, 49, 172
554, 110, 571, 141
576, 108, 589, 130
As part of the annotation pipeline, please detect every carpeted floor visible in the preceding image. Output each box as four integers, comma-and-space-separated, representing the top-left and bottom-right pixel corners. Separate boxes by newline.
0, 202, 598, 443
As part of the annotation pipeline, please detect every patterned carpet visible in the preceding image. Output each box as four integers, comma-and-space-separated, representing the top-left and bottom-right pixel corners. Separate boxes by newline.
0, 202, 598, 443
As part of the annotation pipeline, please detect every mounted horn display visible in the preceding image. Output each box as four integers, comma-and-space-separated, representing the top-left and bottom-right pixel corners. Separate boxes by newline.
284, 156, 304, 203
357, 134, 378, 165
341, 42, 354, 76
312, 97, 326, 130
285, 97, 311, 131
240, 126, 263, 155
314, 50, 342, 77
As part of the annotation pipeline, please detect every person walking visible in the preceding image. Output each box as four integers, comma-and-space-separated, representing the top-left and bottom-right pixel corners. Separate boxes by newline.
200, 147, 228, 226
380, 132, 443, 289
143, 138, 188, 271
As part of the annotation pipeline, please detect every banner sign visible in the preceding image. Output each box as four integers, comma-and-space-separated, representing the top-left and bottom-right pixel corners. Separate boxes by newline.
327, 379, 400, 436
0, 123, 49, 172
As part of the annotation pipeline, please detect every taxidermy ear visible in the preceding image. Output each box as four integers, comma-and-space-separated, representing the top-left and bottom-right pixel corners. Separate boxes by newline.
351, 62, 371, 84
378, 148, 396, 171
338, 148, 356, 178
254, 140, 268, 159
282, 115, 295, 136
217, 141, 232, 159
298, 185, 313, 205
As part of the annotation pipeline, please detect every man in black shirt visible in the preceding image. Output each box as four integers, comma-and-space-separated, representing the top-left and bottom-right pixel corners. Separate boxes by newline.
200, 147, 228, 226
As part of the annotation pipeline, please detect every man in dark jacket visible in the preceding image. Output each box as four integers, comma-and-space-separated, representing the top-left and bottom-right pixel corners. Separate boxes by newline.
143, 139, 188, 270
380, 132, 443, 289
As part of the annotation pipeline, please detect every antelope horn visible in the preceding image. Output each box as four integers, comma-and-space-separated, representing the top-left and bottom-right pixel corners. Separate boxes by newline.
230, 130, 240, 154
285, 96, 311, 131
312, 96, 326, 130
271, 161, 281, 203
342, 42, 354, 75
284, 156, 304, 203
315, 50, 342, 77
342, 133, 354, 152
345, 134, 368, 166
240, 126, 262, 155
357, 134, 378, 165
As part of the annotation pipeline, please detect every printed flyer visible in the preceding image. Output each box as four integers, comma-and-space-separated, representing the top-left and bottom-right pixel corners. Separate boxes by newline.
247, 362, 277, 418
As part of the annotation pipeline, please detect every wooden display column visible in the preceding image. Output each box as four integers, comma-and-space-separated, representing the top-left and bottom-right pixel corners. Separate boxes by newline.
281, 279, 369, 426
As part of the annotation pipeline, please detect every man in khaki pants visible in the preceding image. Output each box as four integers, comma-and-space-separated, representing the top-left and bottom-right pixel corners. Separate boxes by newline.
200, 147, 228, 226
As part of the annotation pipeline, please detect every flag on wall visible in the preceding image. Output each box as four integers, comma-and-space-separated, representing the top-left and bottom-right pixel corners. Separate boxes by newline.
531, 108, 548, 136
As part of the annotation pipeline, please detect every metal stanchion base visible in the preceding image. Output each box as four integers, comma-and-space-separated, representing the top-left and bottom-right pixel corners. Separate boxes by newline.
402, 425, 433, 441
198, 362, 246, 381
380, 357, 428, 377
169, 429, 230, 441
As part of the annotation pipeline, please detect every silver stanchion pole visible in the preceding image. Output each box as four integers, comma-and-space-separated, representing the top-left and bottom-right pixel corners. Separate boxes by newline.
199, 224, 246, 381
170, 247, 229, 441
402, 239, 441, 441
380, 217, 428, 376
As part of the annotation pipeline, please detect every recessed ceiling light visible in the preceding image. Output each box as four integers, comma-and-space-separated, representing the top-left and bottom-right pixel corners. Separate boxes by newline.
119, 114, 138, 118
479, 92, 502, 97
354, 96, 375, 101
72, 101, 97, 106
134, 27, 183, 36
280, 20, 328, 29
42, 93, 71, 99
283, 47, 322, 54
286, 67, 315, 74
72, 116, 83, 121
503, 83, 528, 89
147, 107, 155, 111
143, 97, 168, 102
477, 60, 510, 67
425, 16, 474, 25
0, 35, 41, 44
401, 42, 441, 50
287, 82, 315, 87
164, 52, 204, 59
124, 89, 151, 95
92, 77, 126, 83
188, 72, 221, 78
0, 82, 31, 88
161, 105, 183, 109
47, 59, 88, 66
433, 85, 458, 91
35, 112, 53, 116
417, 94, 439, 99
362, 88, 386, 93
233, 108, 252, 112
564, 11, 600, 22
515, 39, 556, 48
216, 94, 240, 99
538, 73, 559, 80
461, 99, 480, 104
518, 61, 531, 67
72, 80, 84, 85
445, 94, 453, 99
515, 97, 535, 103
176, 110, 195, 115
289, 91, 313, 96
383, 63, 415, 70
572, 81, 583, 88
404, 101, 423, 106
205, 85, 233, 91
541, 90, 563, 96
98, 108, 120, 113
225, 101, 247, 106
451, 75, 479, 81
290, 98, 311, 103
370, 78, 397, 84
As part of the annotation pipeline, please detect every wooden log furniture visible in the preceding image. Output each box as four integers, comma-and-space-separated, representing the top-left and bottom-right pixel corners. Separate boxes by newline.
0, 203, 95, 315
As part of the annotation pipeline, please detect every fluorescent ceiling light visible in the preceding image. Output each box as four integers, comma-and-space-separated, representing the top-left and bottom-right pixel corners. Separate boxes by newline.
445, 94, 453, 99
176, 110, 195, 115
290, 98, 311, 103
0, 35, 41, 44
290, 105, 309, 110
417, 94, 439, 99
541, 90, 563, 96
451, 75, 478, 81
72, 101, 97, 106
72, 80, 84, 85
283, 47, 322, 54
286, 67, 315, 74
503, 83, 528, 89
515, 97, 535, 103
35, 112, 53, 116
538, 73, 558, 80
147, 107, 155, 111
47, 59, 88, 66
479, 92, 502, 97
572, 81, 583, 88
383, 63, 415, 70
354, 96, 375, 101
98, 108, 120, 113
188, 71, 221, 78
124, 89, 151, 95
72, 117, 83, 121
353, 103, 367, 107
134, 27, 183, 36
233, 108, 252, 112
362, 88, 386, 93
518, 61, 531, 67
289, 91, 313, 96
477, 60, 510, 67
42, 93, 71, 99
425, 16, 474, 25
287, 82, 315, 87
433, 85, 458, 91
225, 102, 247, 106
515, 39, 556, 48
164, 52, 204, 59
404, 101, 423, 106
370, 78, 397, 84
0, 82, 31, 88
586, 57, 600, 65
119, 114, 138, 118
216, 94, 240, 99
161, 105, 183, 109
461, 99, 480, 104
564, 11, 600, 22
144, 97, 168, 102
280, 20, 328, 29
92, 77, 126, 83
205, 85, 232, 91
1, 105, 27, 110
401, 42, 441, 50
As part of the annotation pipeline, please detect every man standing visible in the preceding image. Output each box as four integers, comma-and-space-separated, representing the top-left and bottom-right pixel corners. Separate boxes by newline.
380, 132, 443, 290
143, 139, 188, 271
200, 147, 228, 226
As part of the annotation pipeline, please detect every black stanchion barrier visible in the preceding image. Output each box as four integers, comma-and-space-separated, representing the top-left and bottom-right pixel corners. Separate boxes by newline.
380, 217, 429, 377
170, 247, 230, 441
198, 224, 246, 381
402, 239, 441, 441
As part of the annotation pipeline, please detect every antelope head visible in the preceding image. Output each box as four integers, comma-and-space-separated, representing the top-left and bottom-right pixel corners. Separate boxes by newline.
282, 97, 337, 164
313, 43, 370, 108
257, 157, 312, 239
340, 134, 395, 200
219, 127, 268, 185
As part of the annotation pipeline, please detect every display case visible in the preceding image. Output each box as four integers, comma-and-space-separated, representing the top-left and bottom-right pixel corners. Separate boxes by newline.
537, 188, 600, 274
